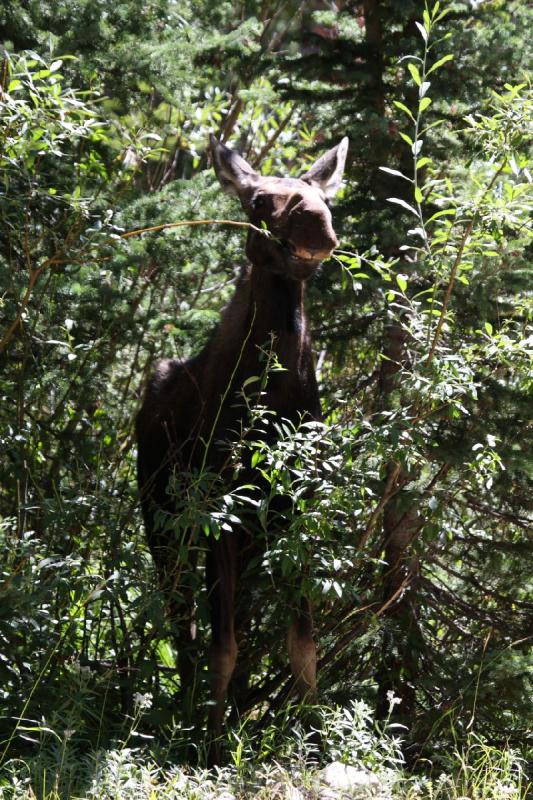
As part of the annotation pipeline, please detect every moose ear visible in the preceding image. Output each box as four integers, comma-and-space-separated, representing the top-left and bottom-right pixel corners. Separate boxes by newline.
301, 137, 349, 199
210, 134, 258, 196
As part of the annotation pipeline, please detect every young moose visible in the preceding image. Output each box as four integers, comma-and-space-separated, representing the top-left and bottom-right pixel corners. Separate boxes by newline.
136, 134, 348, 753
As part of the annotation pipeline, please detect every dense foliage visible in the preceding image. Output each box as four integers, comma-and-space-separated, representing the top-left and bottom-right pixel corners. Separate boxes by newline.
0, 0, 531, 796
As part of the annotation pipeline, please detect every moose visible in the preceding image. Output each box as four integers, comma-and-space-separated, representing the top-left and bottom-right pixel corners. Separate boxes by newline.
136, 134, 348, 757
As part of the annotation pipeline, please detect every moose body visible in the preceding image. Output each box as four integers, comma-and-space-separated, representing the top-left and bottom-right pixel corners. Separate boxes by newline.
136, 135, 348, 755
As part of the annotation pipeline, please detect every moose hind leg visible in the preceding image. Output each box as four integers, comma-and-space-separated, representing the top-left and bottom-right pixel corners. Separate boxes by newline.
206, 537, 238, 762
287, 597, 317, 702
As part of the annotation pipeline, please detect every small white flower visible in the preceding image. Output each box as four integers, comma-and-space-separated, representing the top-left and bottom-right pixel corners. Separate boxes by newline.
133, 692, 153, 712
494, 782, 519, 798
386, 690, 402, 709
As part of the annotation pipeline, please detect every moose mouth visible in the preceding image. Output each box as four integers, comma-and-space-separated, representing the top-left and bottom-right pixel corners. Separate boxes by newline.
279, 240, 322, 279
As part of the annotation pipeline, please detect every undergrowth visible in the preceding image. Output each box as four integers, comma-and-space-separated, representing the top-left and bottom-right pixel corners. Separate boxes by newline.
0, 702, 529, 799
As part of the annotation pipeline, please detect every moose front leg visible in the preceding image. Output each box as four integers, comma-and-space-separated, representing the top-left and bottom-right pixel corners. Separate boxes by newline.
206, 537, 238, 764
287, 596, 317, 701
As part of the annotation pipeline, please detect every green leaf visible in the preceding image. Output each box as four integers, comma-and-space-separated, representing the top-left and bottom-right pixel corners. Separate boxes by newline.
427, 208, 456, 223
396, 274, 408, 292
415, 21, 428, 42
414, 186, 423, 204
427, 54, 454, 76
419, 97, 432, 113
399, 132, 414, 147
407, 63, 422, 86
8, 79, 22, 92
386, 197, 419, 216
416, 157, 432, 169
435, 8, 451, 22
484, 322, 493, 336
420, 119, 445, 136
407, 226, 427, 240
423, 9, 431, 31
251, 450, 264, 468
379, 166, 412, 182
393, 100, 415, 121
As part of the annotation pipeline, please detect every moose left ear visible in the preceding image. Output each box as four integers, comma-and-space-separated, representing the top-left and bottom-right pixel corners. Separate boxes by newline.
210, 134, 258, 196
301, 137, 349, 199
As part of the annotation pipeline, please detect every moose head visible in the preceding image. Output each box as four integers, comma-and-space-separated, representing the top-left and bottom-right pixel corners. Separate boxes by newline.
210, 134, 348, 281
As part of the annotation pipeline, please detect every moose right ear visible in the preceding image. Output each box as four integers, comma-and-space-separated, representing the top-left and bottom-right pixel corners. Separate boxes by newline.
210, 134, 258, 196
301, 137, 349, 199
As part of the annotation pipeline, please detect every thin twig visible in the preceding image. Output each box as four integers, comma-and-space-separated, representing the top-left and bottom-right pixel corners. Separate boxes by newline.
357, 461, 403, 553
251, 105, 296, 168
119, 218, 269, 240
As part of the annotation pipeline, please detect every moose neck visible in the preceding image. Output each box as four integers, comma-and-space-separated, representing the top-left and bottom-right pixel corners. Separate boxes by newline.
248, 262, 306, 340
209, 257, 310, 389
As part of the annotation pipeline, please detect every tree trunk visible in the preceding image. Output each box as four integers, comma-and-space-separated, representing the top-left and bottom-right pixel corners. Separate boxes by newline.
363, 0, 425, 721
376, 323, 424, 733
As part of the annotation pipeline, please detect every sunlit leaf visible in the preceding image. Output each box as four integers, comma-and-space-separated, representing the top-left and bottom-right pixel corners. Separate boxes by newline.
427, 54, 454, 76
396, 273, 408, 292
407, 63, 422, 87
393, 100, 415, 121
386, 197, 419, 216
399, 132, 414, 147
379, 166, 412, 182
415, 21, 428, 42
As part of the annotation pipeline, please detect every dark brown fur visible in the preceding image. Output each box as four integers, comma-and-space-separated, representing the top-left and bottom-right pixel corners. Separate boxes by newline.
136, 135, 348, 759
